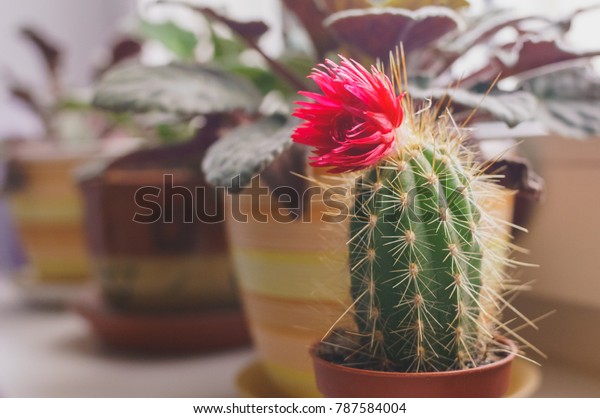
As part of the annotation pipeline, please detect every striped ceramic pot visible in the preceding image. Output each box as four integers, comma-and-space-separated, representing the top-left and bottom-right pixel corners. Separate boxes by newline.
8, 148, 93, 292
226, 173, 354, 397
79, 166, 238, 312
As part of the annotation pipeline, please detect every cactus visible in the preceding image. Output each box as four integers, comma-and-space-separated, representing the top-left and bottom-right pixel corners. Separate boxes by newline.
291, 56, 519, 373
348, 112, 508, 372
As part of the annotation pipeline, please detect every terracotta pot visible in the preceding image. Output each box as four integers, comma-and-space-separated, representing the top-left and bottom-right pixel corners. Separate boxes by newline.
79, 166, 238, 312
7, 146, 94, 288
311, 338, 517, 398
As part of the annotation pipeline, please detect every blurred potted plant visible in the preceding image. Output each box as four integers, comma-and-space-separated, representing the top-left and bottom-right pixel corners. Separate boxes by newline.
1, 27, 141, 304
93, 0, 600, 395
94, 3, 346, 392
76, 18, 264, 352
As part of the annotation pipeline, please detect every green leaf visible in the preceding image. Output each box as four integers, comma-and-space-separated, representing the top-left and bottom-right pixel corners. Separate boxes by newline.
140, 20, 197, 60
225, 52, 314, 96
521, 65, 600, 138
226, 65, 281, 95
93, 62, 262, 116
155, 123, 195, 144
210, 29, 246, 61
202, 116, 298, 190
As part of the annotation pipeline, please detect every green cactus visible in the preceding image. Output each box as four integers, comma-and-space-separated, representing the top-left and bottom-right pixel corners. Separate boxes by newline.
349, 116, 507, 372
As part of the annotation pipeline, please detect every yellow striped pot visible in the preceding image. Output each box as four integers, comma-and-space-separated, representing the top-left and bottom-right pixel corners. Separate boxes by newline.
8, 148, 92, 288
226, 174, 354, 397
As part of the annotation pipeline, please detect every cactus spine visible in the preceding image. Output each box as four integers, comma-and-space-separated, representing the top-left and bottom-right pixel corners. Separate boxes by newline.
349, 114, 506, 372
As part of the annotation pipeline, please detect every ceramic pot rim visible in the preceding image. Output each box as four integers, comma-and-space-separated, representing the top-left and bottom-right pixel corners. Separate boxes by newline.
310, 336, 517, 379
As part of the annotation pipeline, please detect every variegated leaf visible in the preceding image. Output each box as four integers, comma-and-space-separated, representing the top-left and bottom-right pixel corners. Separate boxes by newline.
521, 65, 600, 138
93, 62, 262, 116
383, 0, 469, 10
140, 21, 197, 60
410, 87, 537, 127
496, 38, 600, 79
202, 116, 298, 190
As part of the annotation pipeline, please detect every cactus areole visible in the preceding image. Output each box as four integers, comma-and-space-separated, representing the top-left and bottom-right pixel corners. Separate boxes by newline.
349, 139, 486, 372
294, 56, 514, 374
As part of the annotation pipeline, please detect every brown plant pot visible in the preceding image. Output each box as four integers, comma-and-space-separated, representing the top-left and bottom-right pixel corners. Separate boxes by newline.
79, 165, 238, 313
311, 338, 517, 398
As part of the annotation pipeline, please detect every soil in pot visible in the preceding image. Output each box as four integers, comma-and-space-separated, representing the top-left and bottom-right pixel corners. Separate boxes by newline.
311, 330, 517, 398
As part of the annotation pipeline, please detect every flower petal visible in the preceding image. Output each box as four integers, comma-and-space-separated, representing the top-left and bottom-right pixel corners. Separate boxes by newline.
292, 56, 404, 173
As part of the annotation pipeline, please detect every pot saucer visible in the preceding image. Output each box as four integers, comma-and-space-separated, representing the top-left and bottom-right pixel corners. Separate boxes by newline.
237, 361, 288, 397
11, 272, 92, 308
74, 293, 251, 354
236, 359, 541, 398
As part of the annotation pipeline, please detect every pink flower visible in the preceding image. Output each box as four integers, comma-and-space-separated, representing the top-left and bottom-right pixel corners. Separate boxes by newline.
292, 56, 404, 173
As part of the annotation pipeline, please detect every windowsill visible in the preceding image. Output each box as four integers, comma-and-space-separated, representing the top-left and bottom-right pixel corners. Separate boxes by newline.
1, 278, 599, 397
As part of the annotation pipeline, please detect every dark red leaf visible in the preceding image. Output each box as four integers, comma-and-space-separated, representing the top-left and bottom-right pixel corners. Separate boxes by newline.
97, 37, 142, 77
156, 1, 269, 44
325, 7, 462, 60
110, 38, 142, 67
461, 38, 600, 88
9, 85, 44, 120
187, 4, 307, 90
218, 16, 269, 45
498, 38, 600, 79
20, 26, 61, 78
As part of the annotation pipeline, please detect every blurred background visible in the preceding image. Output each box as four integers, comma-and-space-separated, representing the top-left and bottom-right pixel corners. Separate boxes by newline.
1, 0, 600, 398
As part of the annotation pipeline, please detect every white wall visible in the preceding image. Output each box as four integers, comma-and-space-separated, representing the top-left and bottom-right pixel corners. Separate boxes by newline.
516, 135, 600, 310
0, 0, 134, 139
